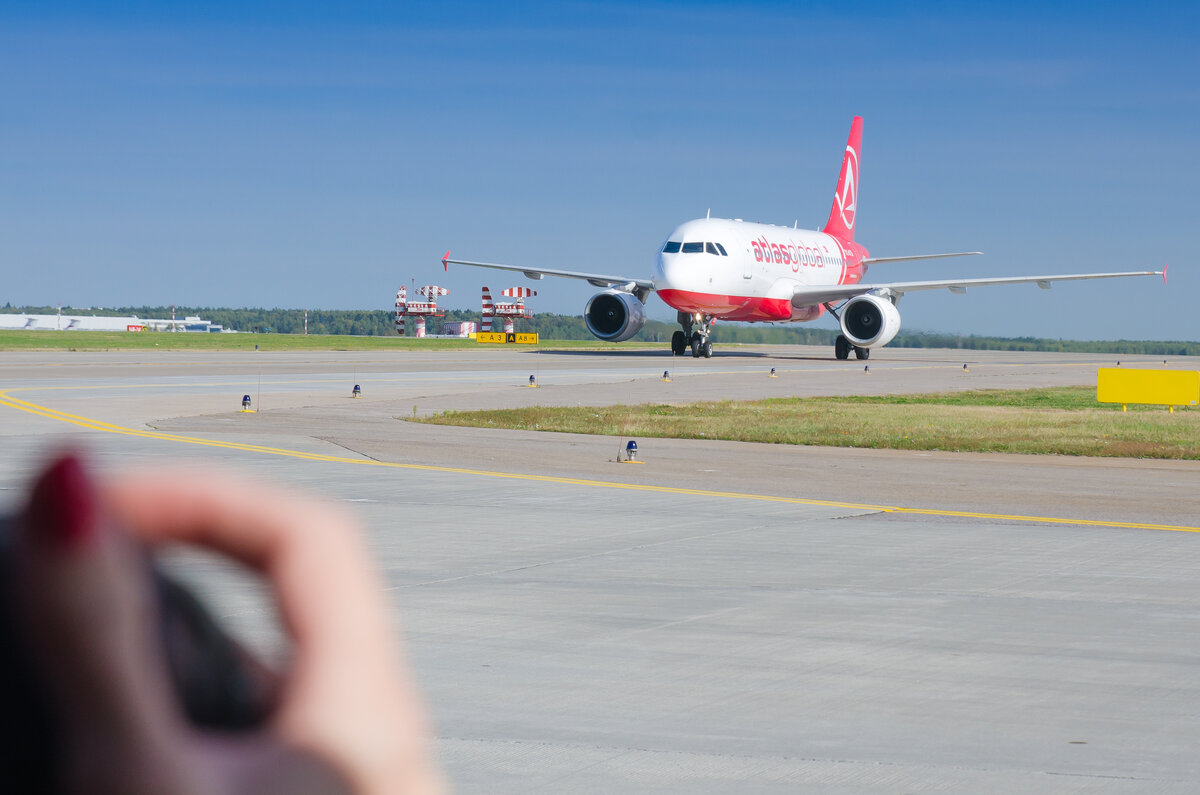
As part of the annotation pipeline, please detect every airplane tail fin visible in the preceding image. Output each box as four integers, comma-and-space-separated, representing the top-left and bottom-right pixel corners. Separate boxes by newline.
822, 116, 863, 242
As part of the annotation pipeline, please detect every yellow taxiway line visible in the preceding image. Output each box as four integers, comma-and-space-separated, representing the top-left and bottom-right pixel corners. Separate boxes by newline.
1, 389, 1195, 534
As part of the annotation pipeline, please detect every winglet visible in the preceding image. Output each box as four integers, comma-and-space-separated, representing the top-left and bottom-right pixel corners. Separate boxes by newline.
442, 250, 451, 271
1163, 263, 1169, 286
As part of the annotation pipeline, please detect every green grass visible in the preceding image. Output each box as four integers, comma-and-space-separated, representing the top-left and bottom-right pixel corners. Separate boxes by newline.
819, 386, 1105, 410
0, 330, 657, 352
416, 387, 1200, 459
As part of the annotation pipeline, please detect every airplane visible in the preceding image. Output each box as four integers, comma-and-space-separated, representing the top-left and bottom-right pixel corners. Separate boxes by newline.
442, 116, 1165, 359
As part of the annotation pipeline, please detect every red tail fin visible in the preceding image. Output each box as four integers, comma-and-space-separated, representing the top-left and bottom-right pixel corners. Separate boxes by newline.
822, 116, 863, 242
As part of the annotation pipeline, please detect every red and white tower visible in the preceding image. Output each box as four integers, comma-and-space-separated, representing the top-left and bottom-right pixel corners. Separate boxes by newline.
394, 286, 407, 335
481, 287, 537, 333
395, 285, 449, 337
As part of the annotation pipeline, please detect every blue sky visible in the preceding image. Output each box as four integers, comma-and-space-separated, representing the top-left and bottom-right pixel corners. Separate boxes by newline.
1, 1, 1196, 339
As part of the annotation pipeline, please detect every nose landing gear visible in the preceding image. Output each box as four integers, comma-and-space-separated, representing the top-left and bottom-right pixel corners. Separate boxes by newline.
671, 330, 687, 356
674, 311, 714, 358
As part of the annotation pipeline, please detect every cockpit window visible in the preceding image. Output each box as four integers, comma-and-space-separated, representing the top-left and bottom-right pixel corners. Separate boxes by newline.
715, 242, 728, 256
705, 242, 719, 255
662, 241, 681, 253
681, 242, 705, 254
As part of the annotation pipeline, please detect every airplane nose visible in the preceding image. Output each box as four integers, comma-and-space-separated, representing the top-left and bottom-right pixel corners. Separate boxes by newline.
654, 253, 670, 285
657, 254, 682, 287
658, 253, 704, 292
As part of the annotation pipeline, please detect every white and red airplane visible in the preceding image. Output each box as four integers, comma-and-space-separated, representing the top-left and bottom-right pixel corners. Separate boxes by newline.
443, 117, 1165, 359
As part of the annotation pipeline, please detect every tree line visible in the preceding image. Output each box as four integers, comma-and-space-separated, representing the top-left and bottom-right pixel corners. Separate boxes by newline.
4, 303, 1196, 356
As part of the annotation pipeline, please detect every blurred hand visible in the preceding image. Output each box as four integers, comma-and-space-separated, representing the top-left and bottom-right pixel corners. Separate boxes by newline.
14, 452, 442, 794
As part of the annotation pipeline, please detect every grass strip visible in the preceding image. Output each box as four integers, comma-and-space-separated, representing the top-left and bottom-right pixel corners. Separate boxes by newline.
415, 387, 1200, 459
0, 330, 653, 352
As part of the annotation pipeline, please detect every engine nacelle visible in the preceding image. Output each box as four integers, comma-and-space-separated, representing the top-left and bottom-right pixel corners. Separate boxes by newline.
584, 289, 646, 342
840, 293, 902, 348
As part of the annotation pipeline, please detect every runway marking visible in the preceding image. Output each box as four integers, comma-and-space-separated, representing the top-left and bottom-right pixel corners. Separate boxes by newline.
14, 374, 540, 391
0, 359, 1145, 402
1, 389, 1196, 534
1, 356, 1144, 383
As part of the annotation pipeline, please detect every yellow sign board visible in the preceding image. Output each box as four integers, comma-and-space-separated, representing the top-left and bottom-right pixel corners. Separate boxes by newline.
476, 332, 538, 345
1097, 367, 1199, 409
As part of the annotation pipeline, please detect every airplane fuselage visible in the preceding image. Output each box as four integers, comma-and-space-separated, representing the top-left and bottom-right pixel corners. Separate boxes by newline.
443, 115, 1162, 359
654, 218, 869, 323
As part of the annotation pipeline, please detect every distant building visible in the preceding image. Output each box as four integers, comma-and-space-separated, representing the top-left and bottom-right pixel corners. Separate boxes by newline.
0, 313, 225, 332
441, 321, 477, 337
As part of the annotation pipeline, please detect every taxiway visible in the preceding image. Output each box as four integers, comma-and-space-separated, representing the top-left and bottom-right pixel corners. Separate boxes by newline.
2, 345, 1198, 792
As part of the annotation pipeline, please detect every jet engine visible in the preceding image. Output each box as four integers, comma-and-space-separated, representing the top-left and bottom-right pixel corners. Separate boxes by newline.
839, 293, 901, 348
584, 289, 646, 342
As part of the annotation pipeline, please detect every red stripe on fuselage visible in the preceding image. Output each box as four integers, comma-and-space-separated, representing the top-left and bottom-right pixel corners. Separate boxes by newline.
657, 289, 794, 322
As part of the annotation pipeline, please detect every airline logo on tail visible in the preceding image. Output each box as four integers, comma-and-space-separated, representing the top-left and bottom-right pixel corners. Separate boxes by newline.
823, 115, 863, 242
837, 145, 858, 231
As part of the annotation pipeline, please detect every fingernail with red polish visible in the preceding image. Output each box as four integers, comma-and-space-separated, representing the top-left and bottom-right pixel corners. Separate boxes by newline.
26, 453, 96, 550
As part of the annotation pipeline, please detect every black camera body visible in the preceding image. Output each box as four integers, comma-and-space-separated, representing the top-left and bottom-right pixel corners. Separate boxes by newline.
0, 515, 274, 790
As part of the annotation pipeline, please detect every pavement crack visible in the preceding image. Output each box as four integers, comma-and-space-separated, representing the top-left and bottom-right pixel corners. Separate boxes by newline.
395, 525, 763, 589
315, 436, 381, 462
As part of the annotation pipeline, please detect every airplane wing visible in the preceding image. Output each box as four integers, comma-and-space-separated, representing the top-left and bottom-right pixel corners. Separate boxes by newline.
441, 253, 655, 292
791, 269, 1166, 309
861, 251, 982, 265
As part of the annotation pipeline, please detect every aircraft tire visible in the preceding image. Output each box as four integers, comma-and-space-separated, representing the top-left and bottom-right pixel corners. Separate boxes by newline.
835, 335, 851, 360
701, 340, 713, 358
671, 330, 686, 356
855, 346, 870, 360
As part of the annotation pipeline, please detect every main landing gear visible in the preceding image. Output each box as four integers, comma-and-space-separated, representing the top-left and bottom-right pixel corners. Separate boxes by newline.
672, 311, 713, 358
834, 334, 869, 361
824, 302, 869, 361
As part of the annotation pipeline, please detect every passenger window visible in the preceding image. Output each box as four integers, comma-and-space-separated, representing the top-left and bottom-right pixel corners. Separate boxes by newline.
663, 241, 681, 253
706, 242, 719, 255
681, 242, 704, 254
715, 243, 728, 256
